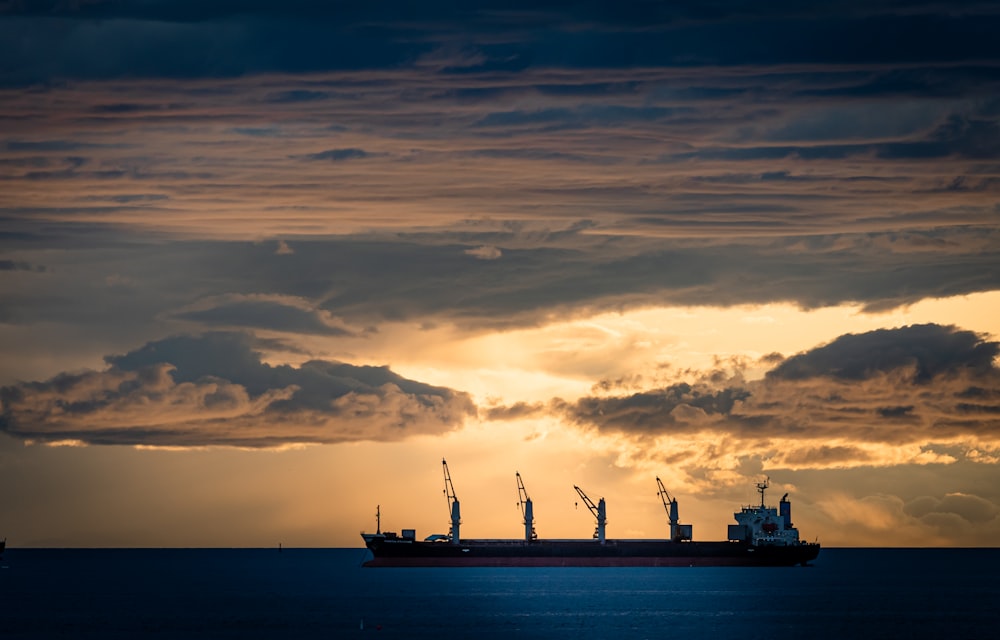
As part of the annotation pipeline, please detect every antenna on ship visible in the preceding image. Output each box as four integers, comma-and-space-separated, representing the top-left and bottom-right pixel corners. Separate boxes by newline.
442, 459, 461, 545
516, 472, 537, 541
573, 485, 606, 544
757, 476, 770, 508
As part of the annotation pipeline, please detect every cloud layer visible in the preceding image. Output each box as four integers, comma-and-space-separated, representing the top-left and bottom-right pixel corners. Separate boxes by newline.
3, 3, 998, 345
551, 324, 1000, 476
1, 1, 999, 548
3, 2, 1000, 85
5, 324, 997, 463
0, 332, 475, 447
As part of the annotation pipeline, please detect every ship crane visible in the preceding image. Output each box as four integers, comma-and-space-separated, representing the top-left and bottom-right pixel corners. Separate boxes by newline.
516, 472, 537, 541
573, 485, 607, 543
442, 458, 461, 545
656, 477, 692, 542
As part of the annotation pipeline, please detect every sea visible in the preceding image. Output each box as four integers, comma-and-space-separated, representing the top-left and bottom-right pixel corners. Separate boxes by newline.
1, 548, 997, 639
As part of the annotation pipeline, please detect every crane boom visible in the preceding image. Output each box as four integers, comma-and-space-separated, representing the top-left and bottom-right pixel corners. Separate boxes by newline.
656, 476, 692, 541
573, 485, 607, 543
516, 472, 537, 541
657, 476, 679, 541
655, 476, 674, 511
442, 458, 461, 544
516, 472, 530, 516
573, 485, 598, 514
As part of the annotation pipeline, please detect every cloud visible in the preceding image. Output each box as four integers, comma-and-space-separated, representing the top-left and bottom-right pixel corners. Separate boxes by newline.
296, 148, 369, 162
567, 382, 751, 433
904, 492, 1000, 525
779, 444, 873, 466
0, 259, 45, 272
4, 140, 125, 152
3, 226, 997, 338
305, 231, 1000, 325
174, 295, 354, 336
265, 89, 330, 103
481, 401, 547, 421
767, 324, 999, 382
229, 127, 283, 137
554, 324, 1000, 470
0, 332, 476, 447
473, 105, 683, 130
464, 245, 502, 260
2, 3, 1000, 89
2, 61, 998, 261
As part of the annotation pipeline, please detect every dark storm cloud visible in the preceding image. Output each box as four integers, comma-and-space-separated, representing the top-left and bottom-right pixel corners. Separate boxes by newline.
473, 105, 687, 129
568, 383, 751, 433
3, 59, 998, 252
5, 0, 998, 22
768, 324, 999, 382
228, 127, 282, 137
904, 493, 1000, 525
304, 231, 1000, 323
0, 332, 475, 447
481, 401, 547, 422
90, 102, 153, 114
23, 168, 127, 181
174, 296, 354, 336
264, 90, 330, 103
98, 194, 169, 204
2, 1, 1000, 85
793, 66, 1000, 100
779, 444, 873, 466
668, 114, 1000, 162
877, 405, 915, 418
0, 259, 44, 272
0, 4, 998, 378
4, 140, 124, 151
3, 228, 997, 334
296, 148, 370, 162
561, 324, 1000, 449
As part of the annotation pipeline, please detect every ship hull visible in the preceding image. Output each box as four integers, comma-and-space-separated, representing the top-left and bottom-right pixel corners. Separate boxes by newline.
363, 538, 820, 567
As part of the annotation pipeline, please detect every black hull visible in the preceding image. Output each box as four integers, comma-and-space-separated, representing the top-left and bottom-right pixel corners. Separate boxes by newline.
363, 538, 820, 567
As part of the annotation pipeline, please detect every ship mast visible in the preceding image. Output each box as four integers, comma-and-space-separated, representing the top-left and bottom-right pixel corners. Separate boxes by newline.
516, 472, 537, 541
756, 476, 770, 508
573, 485, 606, 543
442, 458, 461, 544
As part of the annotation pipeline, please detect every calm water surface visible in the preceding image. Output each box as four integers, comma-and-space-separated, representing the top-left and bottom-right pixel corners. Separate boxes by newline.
1, 548, 997, 639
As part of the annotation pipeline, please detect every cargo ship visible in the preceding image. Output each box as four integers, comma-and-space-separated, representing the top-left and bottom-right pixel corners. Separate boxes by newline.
361, 460, 820, 567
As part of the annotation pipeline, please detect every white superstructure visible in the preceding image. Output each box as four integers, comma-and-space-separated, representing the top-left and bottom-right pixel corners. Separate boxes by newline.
728, 478, 802, 546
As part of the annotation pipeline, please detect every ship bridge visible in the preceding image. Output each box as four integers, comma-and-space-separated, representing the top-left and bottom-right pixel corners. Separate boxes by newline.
728, 479, 802, 546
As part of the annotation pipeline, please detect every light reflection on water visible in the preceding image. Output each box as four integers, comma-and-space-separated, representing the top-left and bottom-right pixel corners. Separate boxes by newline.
0, 548, 997, 639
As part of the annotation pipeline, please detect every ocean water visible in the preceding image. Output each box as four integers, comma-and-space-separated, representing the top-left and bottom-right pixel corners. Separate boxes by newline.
1, 548, 998, 639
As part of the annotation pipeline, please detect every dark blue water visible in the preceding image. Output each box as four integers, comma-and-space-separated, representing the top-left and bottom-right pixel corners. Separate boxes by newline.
1, 548, 997, 639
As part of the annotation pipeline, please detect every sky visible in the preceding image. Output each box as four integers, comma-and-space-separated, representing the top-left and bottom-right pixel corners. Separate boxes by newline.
1, 0, 999, 548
